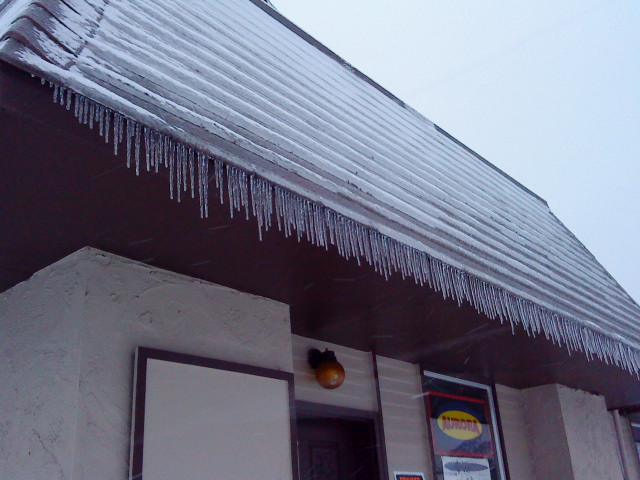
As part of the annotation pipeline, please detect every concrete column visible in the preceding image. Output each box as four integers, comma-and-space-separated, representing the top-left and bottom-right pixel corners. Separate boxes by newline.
522, 384, 625, 480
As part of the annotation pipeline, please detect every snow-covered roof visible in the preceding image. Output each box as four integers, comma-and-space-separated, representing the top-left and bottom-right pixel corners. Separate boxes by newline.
1, 0, 639, 372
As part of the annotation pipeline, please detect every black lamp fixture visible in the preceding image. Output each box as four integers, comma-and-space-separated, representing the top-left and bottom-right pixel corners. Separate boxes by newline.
308, 348, 346, 390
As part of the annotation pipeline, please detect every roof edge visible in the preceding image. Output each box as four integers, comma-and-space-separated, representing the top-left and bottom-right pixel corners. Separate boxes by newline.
21, 73, 640, 377
434, 125, 548, 206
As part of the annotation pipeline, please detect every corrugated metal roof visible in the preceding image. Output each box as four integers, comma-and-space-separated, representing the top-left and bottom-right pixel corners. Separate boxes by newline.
1, 0, 639, 371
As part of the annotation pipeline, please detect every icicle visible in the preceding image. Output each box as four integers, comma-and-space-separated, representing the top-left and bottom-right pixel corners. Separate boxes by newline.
113, 114, 122, 156
88, 101, 95, 129
43, 81, 640, 376
189, 149, 196, 198
144, 127, 151, 172
250, 176, 265, 240
134, 123, 141, 176
98, 105, 105, 137
177, 146, 184, 200
162, 136, 169, 172
178, 146, 186, 202
83, 98, 89, 125
168, 140, 175, 200
118, 115, 125, 144
274, 186, 283, 233
183, 148, 191, 194
211, 159, 222, 203
155, 134, 162, 173
238, 170, 249, 220
77, 96, 83, 123
125, 118, 133, 168
80, 97, 86, 124
148, 131, 156, 171
227, 165, 238, 217
157, 134, 163, 169
197, 153, 205, 218
203, 156, 210, 217
250, 175, 274, 240
104, 110, 111, 144
177, 144, 184, 202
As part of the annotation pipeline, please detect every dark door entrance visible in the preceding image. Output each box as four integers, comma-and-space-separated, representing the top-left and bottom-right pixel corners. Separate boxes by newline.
296, 403, 382, 480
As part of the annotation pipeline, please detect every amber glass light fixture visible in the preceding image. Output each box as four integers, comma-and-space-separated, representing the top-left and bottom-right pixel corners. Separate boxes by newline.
308, 348, 346, 389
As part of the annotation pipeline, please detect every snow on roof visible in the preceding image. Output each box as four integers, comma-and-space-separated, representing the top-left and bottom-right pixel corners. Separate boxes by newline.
1, 0, 639, 372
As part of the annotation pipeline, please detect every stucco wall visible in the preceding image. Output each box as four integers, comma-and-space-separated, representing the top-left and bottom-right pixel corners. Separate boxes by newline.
0, 252, 84, 480
3, 248, 635, 480
522, 384, 627, 480
0, 247, 292, 480
523, 384, 574, 480
377, 357, 431, 480
494, 384, 535, 480
617, 414, 640, 479
557, 385, 624, 480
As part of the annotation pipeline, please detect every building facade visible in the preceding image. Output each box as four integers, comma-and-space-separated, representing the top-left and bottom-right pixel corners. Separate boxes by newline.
1, 0, 640, 479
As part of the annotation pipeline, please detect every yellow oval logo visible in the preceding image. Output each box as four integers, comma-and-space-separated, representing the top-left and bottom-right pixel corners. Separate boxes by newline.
437, 410, 483, 440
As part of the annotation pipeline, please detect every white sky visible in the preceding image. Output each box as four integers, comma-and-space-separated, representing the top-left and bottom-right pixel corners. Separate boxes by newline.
273, 0, 640, 303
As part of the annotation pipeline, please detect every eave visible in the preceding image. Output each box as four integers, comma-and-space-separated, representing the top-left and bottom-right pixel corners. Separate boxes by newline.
1, 64, 638, 408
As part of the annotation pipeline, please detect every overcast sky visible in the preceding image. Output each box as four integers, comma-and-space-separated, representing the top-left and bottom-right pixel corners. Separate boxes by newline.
273, 0, 640, 303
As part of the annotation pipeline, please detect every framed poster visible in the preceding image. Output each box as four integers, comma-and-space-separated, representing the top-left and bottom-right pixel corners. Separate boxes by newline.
129, 347, 298, 480
422, 370, 507, 480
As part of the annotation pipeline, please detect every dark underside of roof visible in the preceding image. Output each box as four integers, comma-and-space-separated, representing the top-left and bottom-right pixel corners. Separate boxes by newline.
1, 64, 638, 408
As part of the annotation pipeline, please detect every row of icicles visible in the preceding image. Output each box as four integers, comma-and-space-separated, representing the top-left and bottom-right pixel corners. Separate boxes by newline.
44, 78, 640, 375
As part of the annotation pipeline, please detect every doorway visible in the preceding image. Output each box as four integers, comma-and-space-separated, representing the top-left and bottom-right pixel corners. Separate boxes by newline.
296, 402, 383, 480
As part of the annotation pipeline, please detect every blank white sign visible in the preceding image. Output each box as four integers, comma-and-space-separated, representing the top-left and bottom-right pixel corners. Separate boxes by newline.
140, 358, 293, 480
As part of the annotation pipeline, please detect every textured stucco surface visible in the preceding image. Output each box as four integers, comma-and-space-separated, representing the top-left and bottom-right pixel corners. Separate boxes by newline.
495, 384, 535, 480
0, 247, 292, 480
3, 247, 635, 480
557, 385, 624, 480
522, 384, 575, 480
0, 255, 84, 480
522, 384, 627, 480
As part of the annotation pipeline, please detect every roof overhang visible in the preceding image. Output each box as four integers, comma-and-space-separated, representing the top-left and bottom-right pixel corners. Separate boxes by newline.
1, 63, 639, 408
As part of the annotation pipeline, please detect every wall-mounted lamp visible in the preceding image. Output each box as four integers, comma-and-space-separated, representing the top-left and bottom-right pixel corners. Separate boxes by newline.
308, 348, 346, 389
